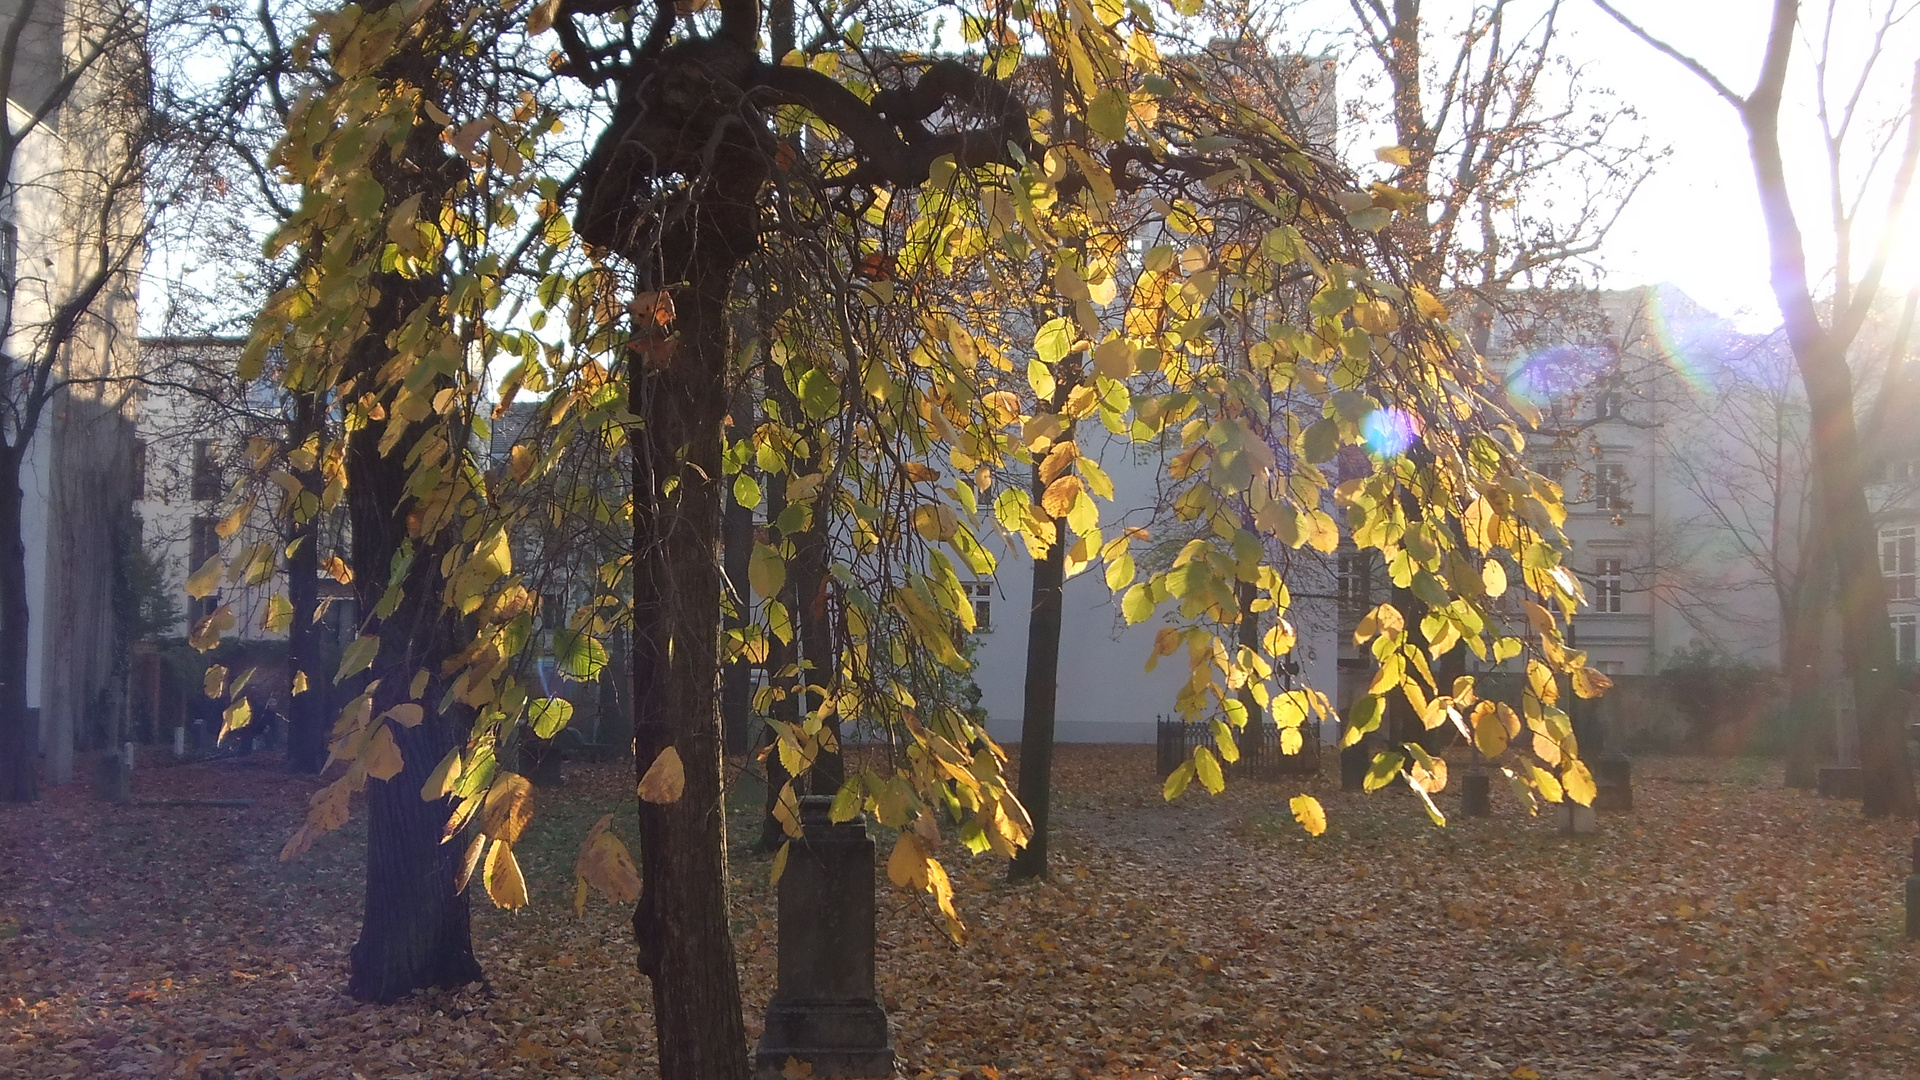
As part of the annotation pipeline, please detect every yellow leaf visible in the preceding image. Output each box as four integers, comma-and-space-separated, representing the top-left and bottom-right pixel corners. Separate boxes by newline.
483, 839, 528, 910
638, 745, 686, 804
364, 724, 403, 782
1412, 286, 1450, 322
382, 703, 424, 727
887, 830, 927, 888
1375, 144, 1412, 166
1571, 665, 1613, 699
291, 671, 309, 695
1290, 794, 1327, 837
480, 771, 535, 842
218, 697, 251, 745
1563, 758, 1597, 806
574, 814, 641, 913
1471, 701, 1508, 757
185, 555, 223, 599
204, 664, 228, 699
322, 556, 353, 584
1041, 474, 1082, 520
420, 746, 462, 801
769, 839, 791, 885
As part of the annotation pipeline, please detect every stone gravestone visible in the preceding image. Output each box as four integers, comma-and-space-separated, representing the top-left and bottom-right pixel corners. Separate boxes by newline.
755, 795, 895, 1079
1460, 768, 1491, 817
1818, 683, 1864, 798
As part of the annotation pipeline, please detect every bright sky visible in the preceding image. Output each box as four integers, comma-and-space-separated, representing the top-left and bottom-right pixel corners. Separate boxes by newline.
1302, 1, 1918, 330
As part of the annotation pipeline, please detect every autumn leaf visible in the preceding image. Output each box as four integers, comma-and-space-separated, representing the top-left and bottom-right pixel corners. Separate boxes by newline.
381, 703, 424, 728
480, 771, 534, 842
363, 725, 403, 782
573, 814, 641, 914
483, 839, 528, 909
638, 746, 686, 804
1290, 794, 1327, 836
1040, 474, 1082, 520
1563, 758, 1598, 806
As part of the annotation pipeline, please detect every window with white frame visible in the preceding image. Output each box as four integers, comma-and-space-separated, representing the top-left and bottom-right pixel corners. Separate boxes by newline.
964, 581, 994, 632
1883, 526, 1917, 600
1594, 463, 1628, 512
1894, 615, 1917, 665
1337, 551, 1373, 615
1594, 558, 1623, 613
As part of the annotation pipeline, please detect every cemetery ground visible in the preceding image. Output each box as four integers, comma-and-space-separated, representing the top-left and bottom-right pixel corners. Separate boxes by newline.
3, 747, 1919, 1080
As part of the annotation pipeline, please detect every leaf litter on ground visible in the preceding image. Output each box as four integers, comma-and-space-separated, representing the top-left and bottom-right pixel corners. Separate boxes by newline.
2, 746, 1918, 1078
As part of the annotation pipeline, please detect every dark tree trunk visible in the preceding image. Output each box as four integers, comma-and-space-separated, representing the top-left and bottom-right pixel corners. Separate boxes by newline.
791, 508, 841, 796
0, 447, 36, 803
342, 289, 483, 1001
1781, 542, 1832, 789
342, 5, 482, 999
629, 261, 753, 1080
284, 391, 327, 775
1009, 459, 1067, 882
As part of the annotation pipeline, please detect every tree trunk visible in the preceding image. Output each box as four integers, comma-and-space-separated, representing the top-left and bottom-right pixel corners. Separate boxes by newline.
284, 391, 327, 775
343, 10, 482, 994
342, 301, 483, 1001
759, 468, 794, 852
1740, 46, 1916, 815
0, 447, 36, 803
1009, 460, 1067, 882
1781, 532, 1832, 788
629, 259, 752, 1080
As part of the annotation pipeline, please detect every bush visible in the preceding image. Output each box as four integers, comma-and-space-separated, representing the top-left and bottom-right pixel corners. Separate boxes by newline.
1658, 640, 1780, 755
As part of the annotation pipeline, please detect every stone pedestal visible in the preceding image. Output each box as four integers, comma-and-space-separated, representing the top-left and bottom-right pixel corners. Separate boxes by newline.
1593, 752, 1633, 813
1818, 765, 1863, 799
92, 749, 130, 803
755, 796, 895, 1080
1461, 771, 1491, 817
1555, 801, 1597, 836
1339, 742, 1369, 792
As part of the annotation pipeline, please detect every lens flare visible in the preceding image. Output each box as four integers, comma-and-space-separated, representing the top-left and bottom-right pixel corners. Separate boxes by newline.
1362, 408, 1419, 458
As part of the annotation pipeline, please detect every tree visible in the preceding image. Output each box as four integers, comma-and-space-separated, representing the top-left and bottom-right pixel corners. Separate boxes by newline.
0, 0, 160, 801
1596, 0, 1920, 816
259, 0, 1609, 1075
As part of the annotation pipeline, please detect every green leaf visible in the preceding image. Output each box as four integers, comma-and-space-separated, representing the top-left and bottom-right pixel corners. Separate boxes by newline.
829, 777, 864, 823
1087, 87, 1129, 141
1364, 750, 1405, 793
1121, 583, 1155, 624
336, 635, 379, 682
1162, 761, 1193, 801
796, 367, 839, 419
1105, 552, 1135, 593
554, 630, 609, 681
1034, 317, 1072, 366
530, 697, 574, 738
1302, 419, 1340, 463
750, 542, 786, 600
732, 473, 761, 510
1194, 746, 1225, 794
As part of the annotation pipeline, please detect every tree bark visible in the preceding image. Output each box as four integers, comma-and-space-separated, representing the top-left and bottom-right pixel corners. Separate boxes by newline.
1009, 459, 1067, 882
343, 0, 483, 997
629, 259, 753, 1080
0, 447, 36, 802
284, 390, 327, 775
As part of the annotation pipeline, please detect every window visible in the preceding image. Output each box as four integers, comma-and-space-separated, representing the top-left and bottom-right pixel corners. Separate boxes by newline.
1883, 526, 1917, 601
131, 440, 146, 499
1595, 389, 1624, 421
1594, 463, 1628, 512
1337, 552, 1373, 615
1595, 660, 1626, 676
1594, 558, 1623, 613
1895, 615, 1917, 665
188, 516, 219, 622
964, 581, 993, 632
191, 440, 222, 501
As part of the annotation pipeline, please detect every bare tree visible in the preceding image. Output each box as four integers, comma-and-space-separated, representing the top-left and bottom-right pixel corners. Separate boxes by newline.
1596, 0, 1920, 816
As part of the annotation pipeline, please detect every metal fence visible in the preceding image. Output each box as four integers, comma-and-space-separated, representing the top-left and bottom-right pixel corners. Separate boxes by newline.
1155, 715, 1321, 780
